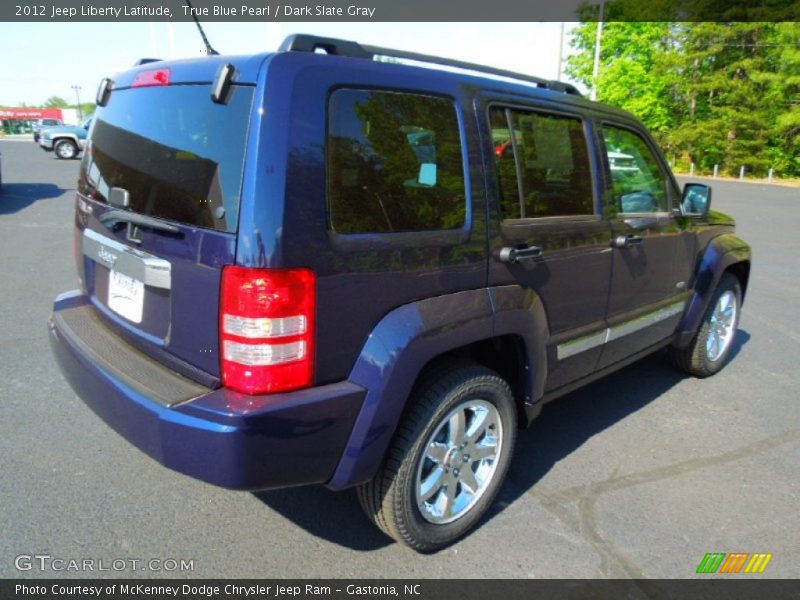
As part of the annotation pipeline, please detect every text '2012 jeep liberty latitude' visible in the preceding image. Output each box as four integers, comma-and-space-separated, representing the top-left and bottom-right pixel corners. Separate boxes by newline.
49, 35, 752, 551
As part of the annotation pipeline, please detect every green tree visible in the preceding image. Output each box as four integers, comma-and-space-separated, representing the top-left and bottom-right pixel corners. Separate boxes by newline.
671, 22, 786, 175
769, 22, 800, 175
75, 102, 95, 116
43, 96, 69, 108
566, 22, 677, 135
566, 21, 800, 178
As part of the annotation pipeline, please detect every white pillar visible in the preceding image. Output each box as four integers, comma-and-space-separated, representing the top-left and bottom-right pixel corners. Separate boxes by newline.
590, 4, 605, 101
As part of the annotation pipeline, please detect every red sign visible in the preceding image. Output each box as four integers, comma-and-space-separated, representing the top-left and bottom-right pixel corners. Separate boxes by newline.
0, 107, 63, 120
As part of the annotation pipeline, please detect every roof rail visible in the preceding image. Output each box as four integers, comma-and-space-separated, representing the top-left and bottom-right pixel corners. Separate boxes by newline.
278, 34, 583, 97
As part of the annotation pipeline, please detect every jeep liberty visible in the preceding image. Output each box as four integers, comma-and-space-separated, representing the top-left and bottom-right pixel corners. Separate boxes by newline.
49, 35, 752, 551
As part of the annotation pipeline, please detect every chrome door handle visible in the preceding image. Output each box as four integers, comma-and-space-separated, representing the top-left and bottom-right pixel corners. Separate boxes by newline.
498, 245, 543, 263
611, 234, 644, 249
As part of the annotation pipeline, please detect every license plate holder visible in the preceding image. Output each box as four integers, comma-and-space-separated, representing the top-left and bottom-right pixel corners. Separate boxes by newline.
108, 270, 144, 324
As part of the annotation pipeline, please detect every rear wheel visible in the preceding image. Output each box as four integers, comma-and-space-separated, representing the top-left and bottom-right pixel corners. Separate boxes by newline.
671, 273, 741, 377
357, 361, 517, 551
54, 139, 78, 159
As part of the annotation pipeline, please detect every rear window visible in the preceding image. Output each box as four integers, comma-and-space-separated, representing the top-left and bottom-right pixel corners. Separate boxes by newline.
78, 84, 254, 233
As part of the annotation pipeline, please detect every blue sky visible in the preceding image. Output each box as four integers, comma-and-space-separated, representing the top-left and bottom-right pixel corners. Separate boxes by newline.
0, 22, 579, 106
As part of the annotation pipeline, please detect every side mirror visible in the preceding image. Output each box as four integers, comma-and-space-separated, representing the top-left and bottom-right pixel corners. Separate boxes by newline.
681, 183, 711, 216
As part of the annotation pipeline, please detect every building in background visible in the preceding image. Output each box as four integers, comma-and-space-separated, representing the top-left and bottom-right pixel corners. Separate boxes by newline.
0, 107, 79, 135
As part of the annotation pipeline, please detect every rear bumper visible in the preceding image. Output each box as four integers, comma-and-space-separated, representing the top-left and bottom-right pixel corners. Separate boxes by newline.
49, 291, 365, 491
40, 139, 53, 150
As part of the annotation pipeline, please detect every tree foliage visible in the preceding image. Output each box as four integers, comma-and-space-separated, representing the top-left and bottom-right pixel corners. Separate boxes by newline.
566, 21, 800, 177
43, 96, 69, 108
74, 103, 96, 118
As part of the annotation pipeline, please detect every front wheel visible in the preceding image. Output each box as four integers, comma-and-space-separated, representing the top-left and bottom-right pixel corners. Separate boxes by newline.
671, 273, 742, 377
357, 361, 517, 551
54, 139, 78, 159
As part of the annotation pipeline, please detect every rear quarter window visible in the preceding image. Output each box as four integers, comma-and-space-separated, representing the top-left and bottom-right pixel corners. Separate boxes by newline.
327, 89, 466, 234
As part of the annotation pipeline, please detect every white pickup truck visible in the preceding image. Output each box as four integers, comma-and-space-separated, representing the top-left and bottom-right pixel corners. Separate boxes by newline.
39, 116, 93, 159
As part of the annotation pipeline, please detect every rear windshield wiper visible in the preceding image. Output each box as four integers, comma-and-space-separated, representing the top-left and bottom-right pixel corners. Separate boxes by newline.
100, 209, 180, 234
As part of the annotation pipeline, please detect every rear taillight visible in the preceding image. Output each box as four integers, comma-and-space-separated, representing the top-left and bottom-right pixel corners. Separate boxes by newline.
220, 267, 316, 395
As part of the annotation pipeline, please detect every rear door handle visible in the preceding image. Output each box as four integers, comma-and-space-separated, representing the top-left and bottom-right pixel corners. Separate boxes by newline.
611, 234, 644, 249
498, 245, 543, 263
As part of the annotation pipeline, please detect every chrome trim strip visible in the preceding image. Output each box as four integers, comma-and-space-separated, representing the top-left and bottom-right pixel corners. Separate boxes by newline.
82, 228, 171, 290
557, 329, 607, 361
606, 301, 686, 343
556, 300, 686, 360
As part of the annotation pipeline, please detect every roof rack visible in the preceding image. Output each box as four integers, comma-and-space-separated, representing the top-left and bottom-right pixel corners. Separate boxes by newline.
278, 34, 583, 97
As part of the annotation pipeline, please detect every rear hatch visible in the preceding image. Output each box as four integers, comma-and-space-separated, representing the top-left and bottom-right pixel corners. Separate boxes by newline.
75, 67, 255, 383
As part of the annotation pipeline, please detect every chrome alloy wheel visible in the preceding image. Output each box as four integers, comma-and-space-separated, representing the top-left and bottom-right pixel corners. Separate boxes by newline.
415, 399, 503, 525
56, 141, 76, 159
706, 290, 737, 362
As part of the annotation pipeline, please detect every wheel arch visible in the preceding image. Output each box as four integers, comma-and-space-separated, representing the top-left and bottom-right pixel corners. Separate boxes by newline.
725, 259, 750, 301
411, 334, 532, 431
326, 286, 549, 490
674, 233, 751, 349
52, 134, 78, 145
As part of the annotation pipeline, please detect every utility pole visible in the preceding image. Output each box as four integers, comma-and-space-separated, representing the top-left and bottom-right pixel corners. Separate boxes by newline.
556, 22, 565, 81
71, 85, 83, 120
590, 2, 605, 101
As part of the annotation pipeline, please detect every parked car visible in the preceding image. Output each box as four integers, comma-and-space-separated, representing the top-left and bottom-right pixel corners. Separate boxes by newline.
39, 116, 93, 159
49, 35, 751, 551
607, 149, 640, 172
32, 118, 63, 143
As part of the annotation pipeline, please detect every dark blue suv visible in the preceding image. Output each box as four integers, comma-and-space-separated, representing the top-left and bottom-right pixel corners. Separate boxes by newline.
49, 35, 751, 551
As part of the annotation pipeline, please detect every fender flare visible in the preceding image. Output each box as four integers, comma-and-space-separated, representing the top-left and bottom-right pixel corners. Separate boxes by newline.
52, 134, 80, 148
327, 285, 550, 490
674, 233, 751, 348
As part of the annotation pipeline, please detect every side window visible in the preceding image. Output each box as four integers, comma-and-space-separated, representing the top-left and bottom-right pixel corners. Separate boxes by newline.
602, 125, 669, 213
489, 106, 594, 219
327, 89, 466, 234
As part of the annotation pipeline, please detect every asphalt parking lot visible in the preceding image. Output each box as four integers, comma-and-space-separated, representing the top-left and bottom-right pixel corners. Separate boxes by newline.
0, 138, 798, 579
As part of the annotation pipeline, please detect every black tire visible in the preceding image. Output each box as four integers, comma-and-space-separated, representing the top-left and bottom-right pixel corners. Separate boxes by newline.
671, 273, 742, 377
357, 361, 517, 551
54, 139, 78, 160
